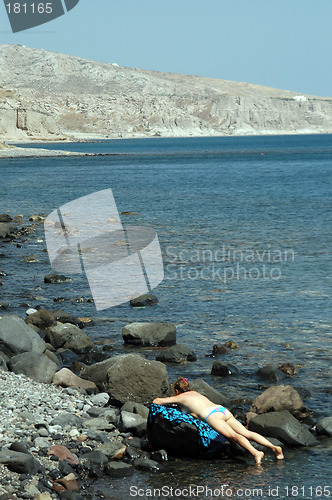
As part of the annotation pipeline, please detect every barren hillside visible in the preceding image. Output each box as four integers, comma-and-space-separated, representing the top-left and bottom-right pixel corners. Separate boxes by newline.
0, 44, 331, 141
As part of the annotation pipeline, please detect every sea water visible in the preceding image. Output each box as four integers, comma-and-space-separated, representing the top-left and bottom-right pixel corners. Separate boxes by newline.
1, 135, 331, 498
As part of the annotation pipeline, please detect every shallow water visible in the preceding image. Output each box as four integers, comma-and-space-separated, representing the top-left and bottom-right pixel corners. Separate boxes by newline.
1, 135, 332, 497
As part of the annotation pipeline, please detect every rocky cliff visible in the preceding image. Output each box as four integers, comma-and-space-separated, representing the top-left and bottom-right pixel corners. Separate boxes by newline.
0, 44, 331, 141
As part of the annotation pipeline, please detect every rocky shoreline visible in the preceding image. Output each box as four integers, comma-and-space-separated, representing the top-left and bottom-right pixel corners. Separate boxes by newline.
0, 213, 332, 499
0, 143, 89, 158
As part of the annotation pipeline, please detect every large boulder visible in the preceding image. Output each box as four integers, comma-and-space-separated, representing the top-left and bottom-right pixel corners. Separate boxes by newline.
156, 344, 196, 363
81, 354, 170, 405
316, 416, 332, 436
46, 323, 93, 353
0, 315, 46, 357
249, 410, 319, 447
122, 323, 176, 347
9, 351, 59, 383
250, 385, 309, 420
190, 379, 229, 407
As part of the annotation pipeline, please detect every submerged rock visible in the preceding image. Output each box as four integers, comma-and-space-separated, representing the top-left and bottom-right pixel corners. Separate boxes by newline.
130, 293, 158, 307
156, 344, 197, 363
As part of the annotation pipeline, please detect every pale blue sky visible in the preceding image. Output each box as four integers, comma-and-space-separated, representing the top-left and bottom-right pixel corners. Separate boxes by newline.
1, 0, 331, 97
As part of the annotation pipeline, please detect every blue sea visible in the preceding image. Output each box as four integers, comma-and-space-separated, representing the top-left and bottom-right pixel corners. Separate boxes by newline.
1, 135, 331, 498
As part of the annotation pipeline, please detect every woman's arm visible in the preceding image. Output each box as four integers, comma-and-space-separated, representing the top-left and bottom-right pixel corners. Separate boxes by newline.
153, 395, 182, 405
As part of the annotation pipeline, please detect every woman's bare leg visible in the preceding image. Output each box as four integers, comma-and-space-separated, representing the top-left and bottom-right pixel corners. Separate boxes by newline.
226, 417, 284, 460
206, 415, 265, 464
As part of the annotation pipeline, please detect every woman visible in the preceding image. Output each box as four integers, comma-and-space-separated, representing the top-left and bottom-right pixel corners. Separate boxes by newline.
153, 377, 284, 464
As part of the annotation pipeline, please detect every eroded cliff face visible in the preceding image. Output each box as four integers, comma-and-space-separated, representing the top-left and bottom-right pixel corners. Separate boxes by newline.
0, 44, 331, 141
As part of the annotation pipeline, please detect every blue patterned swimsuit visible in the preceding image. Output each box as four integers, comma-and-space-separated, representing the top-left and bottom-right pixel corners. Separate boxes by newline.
205, 406, 227, 422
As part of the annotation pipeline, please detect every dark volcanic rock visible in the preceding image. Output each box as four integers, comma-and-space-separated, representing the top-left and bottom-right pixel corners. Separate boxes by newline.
44, 273, 73, 283
156, 344, 197, 363
122, 322, 176, 346
105, 461, 134, 477
25, 308, 56, 330
0, 314, 46, 357
211, 361, 230, 377
47, 323, 93, 353
190, 378, 229, 407
257, 364, 284, 382
9, 351, 58, 383
130, 293, 158, 307
0, 214, 13, 223
0, 450, 42, 474
250, 385, 309, 420
81, 354, 170, 405
249, 410, 319, 446
316, 416, 332, 436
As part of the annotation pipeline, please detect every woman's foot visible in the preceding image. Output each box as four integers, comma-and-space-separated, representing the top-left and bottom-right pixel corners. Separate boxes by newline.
255, 451, 264, 464
273, 446, 284, 460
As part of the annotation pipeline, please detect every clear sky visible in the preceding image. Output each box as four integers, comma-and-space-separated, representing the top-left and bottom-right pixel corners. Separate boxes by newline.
1, 0, 331, 97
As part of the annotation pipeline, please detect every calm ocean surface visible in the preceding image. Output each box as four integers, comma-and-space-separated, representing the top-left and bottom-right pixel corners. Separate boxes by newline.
1, 135, 331, 498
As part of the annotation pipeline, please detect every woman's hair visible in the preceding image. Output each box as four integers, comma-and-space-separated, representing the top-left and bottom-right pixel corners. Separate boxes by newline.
173, 376, 190, 394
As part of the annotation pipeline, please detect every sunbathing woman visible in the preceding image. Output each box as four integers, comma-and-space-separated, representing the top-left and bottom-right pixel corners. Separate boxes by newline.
153, 376, 284, 465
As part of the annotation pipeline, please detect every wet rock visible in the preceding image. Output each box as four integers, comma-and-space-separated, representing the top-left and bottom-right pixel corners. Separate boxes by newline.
249, 410, 319, 446
122, 322, 176, 347
211, 361, 230, 377
25, 309, 56, 330
0, 223, 10, 238
0, 314, 46, 357
9, 352, 58, 383
224, 341, 239, 349
130, 293, 158, 307
316, 416, 332, 436
212, 344, 228, 355
250, 385, 309, 420
52, 368, 97, 390
0, 301, 9, 310
44, 273, 72, 284
0, 450, 42, 474
133, 458, 160, 471
257, 364, 283, 382
29, 214, 45, 222
278, 363, 296, 376
119, 411, 147, 436
151, 449, 168, 462
53, 309, 85, 329
0, 214, 12, 223
23, 254, 39, 263
96, 442, 127, 460
190, 378, 229, 406
47, 323, 93, 353
156, 344, 196, 363
105, 461, 134, 477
